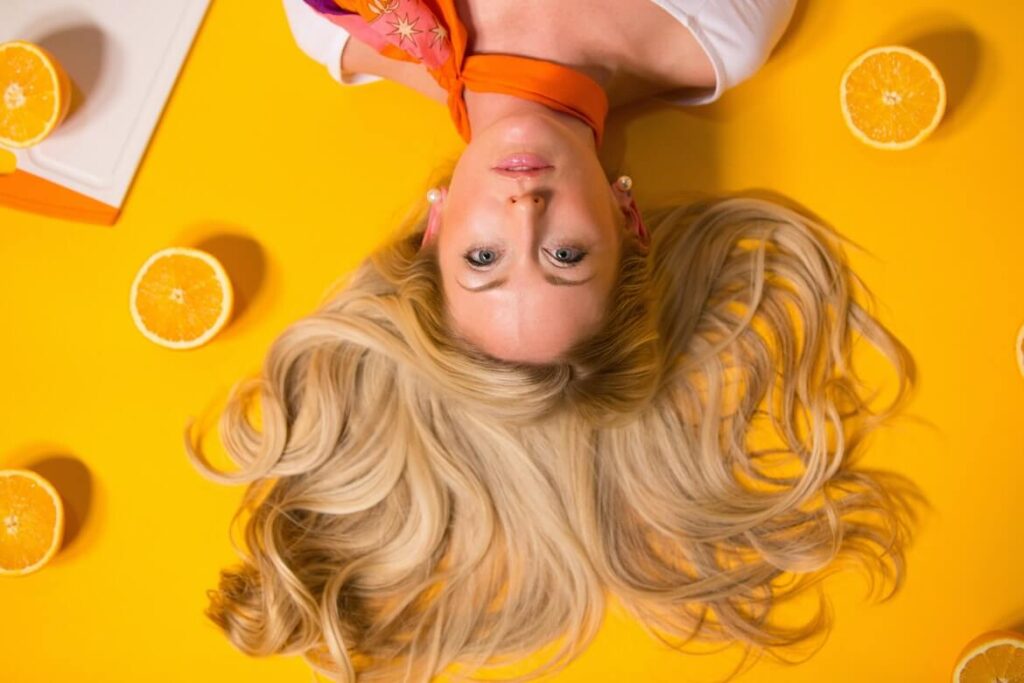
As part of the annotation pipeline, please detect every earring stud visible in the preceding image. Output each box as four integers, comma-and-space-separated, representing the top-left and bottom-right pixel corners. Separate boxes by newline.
426, 187, 442, 204
616, 175, 633, 192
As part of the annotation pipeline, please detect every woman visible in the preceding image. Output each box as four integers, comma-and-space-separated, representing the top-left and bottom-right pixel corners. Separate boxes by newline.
282, 0, 797, 362
185, 2, 926, 681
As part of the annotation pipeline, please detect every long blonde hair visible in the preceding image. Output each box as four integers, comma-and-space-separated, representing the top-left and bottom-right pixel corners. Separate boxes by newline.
185, 193, 927, 682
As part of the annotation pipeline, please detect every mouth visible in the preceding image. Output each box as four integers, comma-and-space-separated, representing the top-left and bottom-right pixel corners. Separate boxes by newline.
492, 153, 554, 178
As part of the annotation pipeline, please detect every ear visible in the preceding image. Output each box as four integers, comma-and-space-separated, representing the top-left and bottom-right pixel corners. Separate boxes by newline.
420, 186, 448, 249
611, 181, 649, 253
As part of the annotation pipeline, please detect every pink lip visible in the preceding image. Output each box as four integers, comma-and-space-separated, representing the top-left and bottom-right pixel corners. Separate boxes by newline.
492, 153, 553, 177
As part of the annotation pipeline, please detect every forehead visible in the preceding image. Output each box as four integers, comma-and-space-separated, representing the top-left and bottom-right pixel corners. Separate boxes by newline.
443, 278, 610, 362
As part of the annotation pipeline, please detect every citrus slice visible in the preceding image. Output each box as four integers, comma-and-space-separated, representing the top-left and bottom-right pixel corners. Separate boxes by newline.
0, 40, 72, 148
0, 469, 64, 576
130, 247, 234, 349
1016, 322, 1024, 378
840, 45, 946, 150
952, 630, 1024, 682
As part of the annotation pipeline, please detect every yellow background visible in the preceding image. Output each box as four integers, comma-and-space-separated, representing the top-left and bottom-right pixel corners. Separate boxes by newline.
1, 0, 1021, 680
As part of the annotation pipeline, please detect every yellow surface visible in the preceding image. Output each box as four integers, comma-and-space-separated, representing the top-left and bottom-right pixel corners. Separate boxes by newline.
1, 0, 1021, 681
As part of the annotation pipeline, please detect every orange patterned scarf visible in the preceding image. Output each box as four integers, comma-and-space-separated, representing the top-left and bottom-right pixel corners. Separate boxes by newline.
303, 0, 608, 144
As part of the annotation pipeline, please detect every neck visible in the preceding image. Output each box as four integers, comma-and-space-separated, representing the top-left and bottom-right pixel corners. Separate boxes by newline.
463, 91, 598, 149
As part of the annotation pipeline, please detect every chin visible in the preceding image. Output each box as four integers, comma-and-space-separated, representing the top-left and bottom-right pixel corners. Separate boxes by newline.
486, 111, 574, 149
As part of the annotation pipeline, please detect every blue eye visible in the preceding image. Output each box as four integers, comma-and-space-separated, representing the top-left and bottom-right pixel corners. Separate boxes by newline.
465, 248, 499, 267
549, 246, 587, 265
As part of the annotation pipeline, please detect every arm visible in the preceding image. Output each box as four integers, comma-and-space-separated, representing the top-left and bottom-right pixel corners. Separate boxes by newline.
340, 37, 448, 104
281, 0, 446, 103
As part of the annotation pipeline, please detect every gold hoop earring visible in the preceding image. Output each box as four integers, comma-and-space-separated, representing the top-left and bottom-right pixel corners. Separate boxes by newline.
615, 175, 633, 193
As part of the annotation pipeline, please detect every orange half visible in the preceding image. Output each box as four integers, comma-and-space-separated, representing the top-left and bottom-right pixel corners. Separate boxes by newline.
952, 630, 1024, 683
0, 40, 72, 148
840, 45, 946, 150
129, 247, 234, 350
0, 469, 64, 576
1016, 322, 1024, 378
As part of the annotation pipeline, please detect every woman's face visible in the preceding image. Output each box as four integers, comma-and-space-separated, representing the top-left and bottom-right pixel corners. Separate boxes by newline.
433, 112, 633, 364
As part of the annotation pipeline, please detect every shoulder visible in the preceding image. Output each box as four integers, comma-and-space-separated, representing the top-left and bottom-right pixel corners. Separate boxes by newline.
652, 0, 798, 104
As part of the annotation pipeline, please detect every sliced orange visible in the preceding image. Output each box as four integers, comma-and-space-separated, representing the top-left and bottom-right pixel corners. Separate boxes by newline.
0, 40, 72, 148
952, 630, 1024, 683
0, 469, 64, 576
840, 45, 946, 150
1017, 322, 1024, 378
130, 247, 234, 349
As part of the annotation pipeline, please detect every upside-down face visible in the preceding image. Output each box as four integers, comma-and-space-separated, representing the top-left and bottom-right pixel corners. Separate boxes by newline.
426, 110, 644, 364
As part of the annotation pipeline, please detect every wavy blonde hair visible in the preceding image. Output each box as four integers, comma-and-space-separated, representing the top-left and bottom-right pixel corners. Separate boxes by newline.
185, 193, 928, 682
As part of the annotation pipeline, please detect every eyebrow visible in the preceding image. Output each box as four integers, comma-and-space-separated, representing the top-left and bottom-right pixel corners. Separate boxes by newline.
458, 272, 595, 292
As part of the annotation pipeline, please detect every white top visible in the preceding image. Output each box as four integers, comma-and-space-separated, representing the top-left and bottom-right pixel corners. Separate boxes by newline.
281, 0, 797, 105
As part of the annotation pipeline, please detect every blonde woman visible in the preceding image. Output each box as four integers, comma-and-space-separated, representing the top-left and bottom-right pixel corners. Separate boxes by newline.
185, 1, 927, 681
280, 0, 802, 362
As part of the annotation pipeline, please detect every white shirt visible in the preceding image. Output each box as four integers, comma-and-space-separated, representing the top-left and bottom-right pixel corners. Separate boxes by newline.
281, 0, 797, 105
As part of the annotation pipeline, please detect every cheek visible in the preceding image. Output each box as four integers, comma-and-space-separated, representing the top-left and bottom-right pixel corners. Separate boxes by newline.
436, 202, 476, 260
448, 136, 498, 197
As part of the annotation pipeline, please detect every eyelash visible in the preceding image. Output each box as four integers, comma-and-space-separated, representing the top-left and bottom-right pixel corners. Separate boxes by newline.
548, 246, 587, 266
464, 247, 499, 268
463, 245, 588, 268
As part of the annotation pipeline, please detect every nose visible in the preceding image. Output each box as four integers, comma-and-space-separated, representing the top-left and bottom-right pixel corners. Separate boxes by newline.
508, 192, 546, 213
